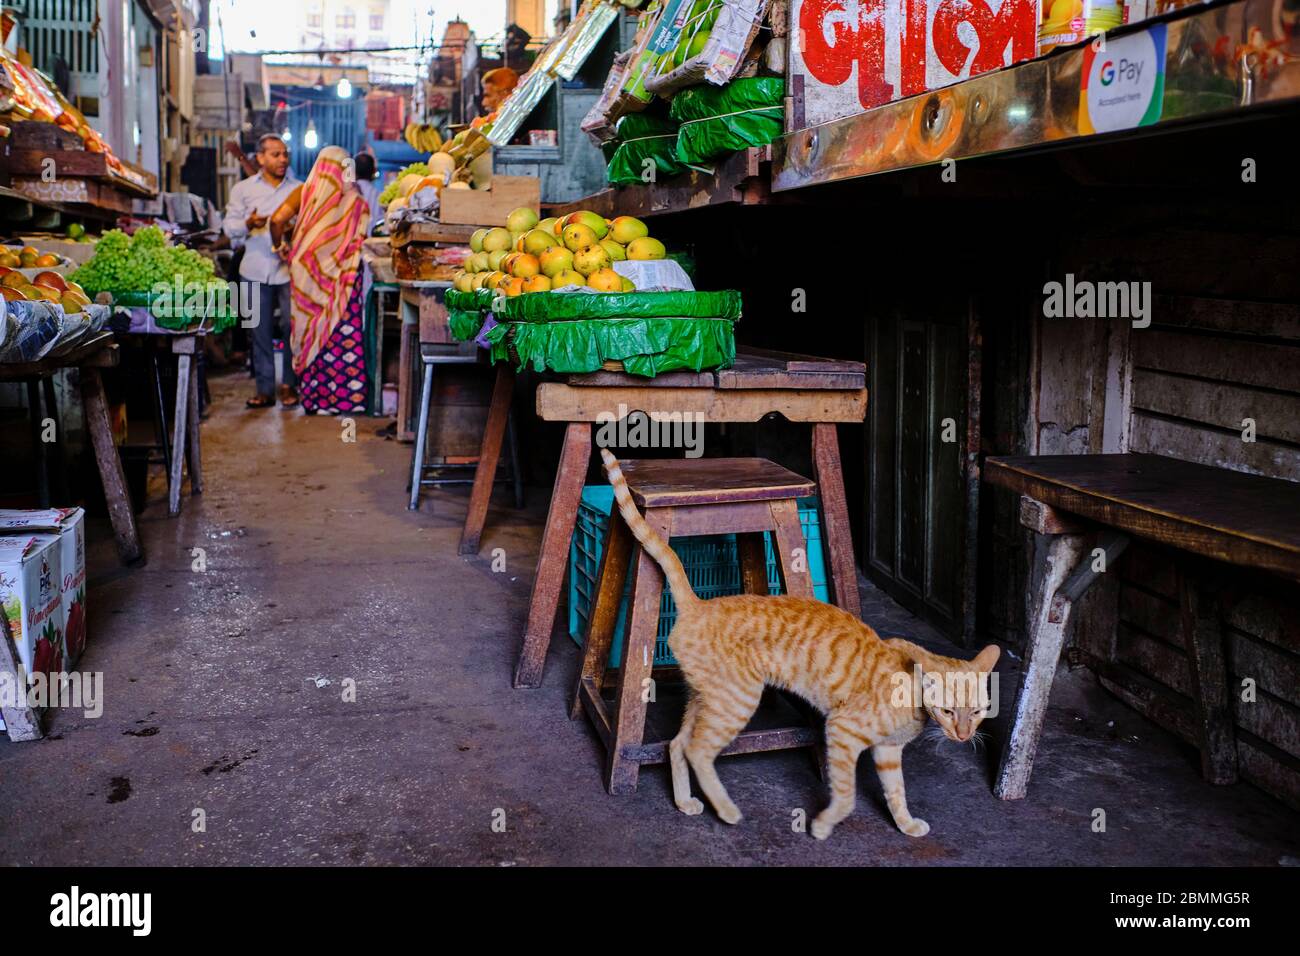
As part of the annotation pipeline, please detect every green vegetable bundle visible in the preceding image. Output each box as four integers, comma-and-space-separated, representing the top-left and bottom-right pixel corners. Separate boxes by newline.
486, 317, 736, 378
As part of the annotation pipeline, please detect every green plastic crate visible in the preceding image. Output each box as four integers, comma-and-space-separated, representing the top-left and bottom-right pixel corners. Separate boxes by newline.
568, 485, 829, 667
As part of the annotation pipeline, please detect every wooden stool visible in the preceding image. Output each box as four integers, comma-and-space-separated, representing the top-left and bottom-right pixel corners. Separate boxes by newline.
570, 457, 820, 795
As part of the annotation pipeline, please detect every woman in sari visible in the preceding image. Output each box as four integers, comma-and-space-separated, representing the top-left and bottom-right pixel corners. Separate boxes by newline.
273, 146, 372, 414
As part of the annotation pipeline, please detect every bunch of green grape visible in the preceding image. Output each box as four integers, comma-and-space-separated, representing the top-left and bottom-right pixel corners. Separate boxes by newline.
71, 227, 222, 295
378, 161, 430, 206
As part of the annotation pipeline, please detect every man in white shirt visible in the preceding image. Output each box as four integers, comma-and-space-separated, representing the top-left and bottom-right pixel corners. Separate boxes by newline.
224, 134, 301, 408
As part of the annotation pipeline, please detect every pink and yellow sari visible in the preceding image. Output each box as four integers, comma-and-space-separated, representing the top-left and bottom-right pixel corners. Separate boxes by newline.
288, 146, 372, 412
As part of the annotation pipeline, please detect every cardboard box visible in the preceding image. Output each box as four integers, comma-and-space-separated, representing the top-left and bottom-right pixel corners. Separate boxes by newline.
438, 176, 542, 227
0, 508, 86, 665
0, 534, 64, 731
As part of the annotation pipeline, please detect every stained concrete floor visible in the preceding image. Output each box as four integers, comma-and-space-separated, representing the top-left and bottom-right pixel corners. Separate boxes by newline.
1, 370, 1298, 867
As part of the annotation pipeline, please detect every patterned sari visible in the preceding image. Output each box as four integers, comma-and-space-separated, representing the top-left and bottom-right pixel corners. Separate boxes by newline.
287, 146, 372, 413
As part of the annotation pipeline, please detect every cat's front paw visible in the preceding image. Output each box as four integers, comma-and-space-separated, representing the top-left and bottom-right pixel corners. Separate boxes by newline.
676, 798, 704, 816
716, 803, 743, 825
900, 817, 930, 838
810, 817, 835, 841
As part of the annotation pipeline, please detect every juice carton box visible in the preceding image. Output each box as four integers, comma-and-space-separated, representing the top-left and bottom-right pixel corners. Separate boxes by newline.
1040, 0, 1125, 52
0, 508, 86, 665
0, 533, 64, 732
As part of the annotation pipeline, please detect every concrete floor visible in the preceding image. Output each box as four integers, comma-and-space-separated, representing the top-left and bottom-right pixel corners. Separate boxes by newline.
1, 370, 1297, 866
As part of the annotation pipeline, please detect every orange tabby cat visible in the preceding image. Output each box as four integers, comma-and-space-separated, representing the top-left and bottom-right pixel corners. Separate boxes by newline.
601, 450, 1000, 840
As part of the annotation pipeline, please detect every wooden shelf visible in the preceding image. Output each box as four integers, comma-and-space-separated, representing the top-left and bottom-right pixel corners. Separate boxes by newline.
549, 146, 771, 219
773, 0, 1300, 192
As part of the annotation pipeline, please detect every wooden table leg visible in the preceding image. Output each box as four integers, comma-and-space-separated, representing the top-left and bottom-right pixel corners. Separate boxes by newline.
1180, 570, 1238, 785
186, 345, 203, 495
770, 498, 814, 598
42, 376, 70, 504
994, 531, 1086, 799
169, 341, 193, 516
27, 380, 50, 508
570, 514, 633, 720
513, 422, 591, 689
606, 508, 671, 794
459, 363, 515, 555
80, 367, 142, 564
737, 532, 769, 596
811, 423, 861, 618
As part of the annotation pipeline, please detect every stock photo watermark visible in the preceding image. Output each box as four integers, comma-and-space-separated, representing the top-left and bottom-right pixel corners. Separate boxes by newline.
594, 403, 705, 458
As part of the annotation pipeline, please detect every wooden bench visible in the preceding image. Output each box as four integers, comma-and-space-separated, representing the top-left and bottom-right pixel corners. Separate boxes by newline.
571, 457, 820, 794
505, 348, 868, 689
984, 453, 1300, 799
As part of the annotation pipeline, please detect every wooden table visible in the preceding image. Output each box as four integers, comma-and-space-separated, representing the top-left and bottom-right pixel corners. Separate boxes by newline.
499, 348, 868, 689
984, 453, 1300, 799
0, 333, 142, 563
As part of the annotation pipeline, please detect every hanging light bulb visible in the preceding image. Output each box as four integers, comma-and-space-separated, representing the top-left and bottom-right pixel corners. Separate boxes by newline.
336, 75, 352, 98
304, 119, 319, 150
281, 127, 292, 142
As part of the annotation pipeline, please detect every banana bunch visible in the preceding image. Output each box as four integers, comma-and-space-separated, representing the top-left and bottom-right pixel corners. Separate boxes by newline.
403, 123, 443, 153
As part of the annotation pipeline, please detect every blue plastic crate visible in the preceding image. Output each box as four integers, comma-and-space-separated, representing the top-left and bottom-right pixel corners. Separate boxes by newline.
568, 486, 829, 667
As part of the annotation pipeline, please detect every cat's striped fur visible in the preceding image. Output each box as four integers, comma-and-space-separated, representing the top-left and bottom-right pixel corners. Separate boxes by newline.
601, 450, 1000, 840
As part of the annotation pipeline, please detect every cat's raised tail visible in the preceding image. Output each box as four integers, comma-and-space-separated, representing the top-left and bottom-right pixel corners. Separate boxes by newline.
600, 449, 699, 611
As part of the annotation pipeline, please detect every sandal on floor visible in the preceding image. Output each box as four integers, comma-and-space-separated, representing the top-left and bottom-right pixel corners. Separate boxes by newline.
278, 386, 300, 408
246, 394, 275, 408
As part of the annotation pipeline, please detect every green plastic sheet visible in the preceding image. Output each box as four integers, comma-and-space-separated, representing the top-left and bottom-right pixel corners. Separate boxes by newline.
670, 77, 786, 166
606, 112, 686, 188
495, 289, 741, 323
444, 287, 493, 342
109, 287, 240, 333
486, 317, 735, 377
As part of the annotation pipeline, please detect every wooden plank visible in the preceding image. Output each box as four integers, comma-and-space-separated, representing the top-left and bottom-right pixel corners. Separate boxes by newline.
625, 725, 818, 765
513, 423, 592, 689
1134, 359, 1300, 441
1227, 631, 1300, 709
1096, 664, 1198, 745
537, 383, 868, 424
1117, 542, 1179, 600
80, 368, 142, 564
1236, 736, 1300, 812
548, 147, 767, 220
606, 507, 672, 794
396, 220, 480, 245
1119, 582, 1182, 645
1131, 329, 1300, 392
1233, 694, 1300, 762
1179, 572, 1238, 783
0, 613, 42, 741
169, 353, 191, 516
995, 531, 1086, 799
1223, 593, 1300, 656
0, 335, 117, 381
1155, 295, 1300, 341
812, 422, 861, 618
1018, 496, 1085, 535
458, 365, 514, 555
570, 516, 635, 721
984, 454, 1300, 580
568, 368, 716, 388
729, 346, 865, 374
3, 148, 111, 179
619, 457, 815, 508
1117, 624, 1192, 696
770, 498, 815, 598
1129, 413, 1300, 481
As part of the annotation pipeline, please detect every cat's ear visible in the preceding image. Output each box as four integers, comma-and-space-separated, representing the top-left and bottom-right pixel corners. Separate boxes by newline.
972, 644, 1001, 672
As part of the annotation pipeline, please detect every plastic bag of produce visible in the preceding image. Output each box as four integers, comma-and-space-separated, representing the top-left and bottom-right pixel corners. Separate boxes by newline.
0, 302, 62, 363
606, 113, 687, 188
485, 316, 736, 377
613, 259, 695, 292
494, 289, 741, 323
642, 0, 772, 97
671, 77, 785, 165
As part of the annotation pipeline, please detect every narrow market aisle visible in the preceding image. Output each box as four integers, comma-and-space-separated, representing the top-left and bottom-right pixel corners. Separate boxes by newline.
1, 370, 1297, 866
